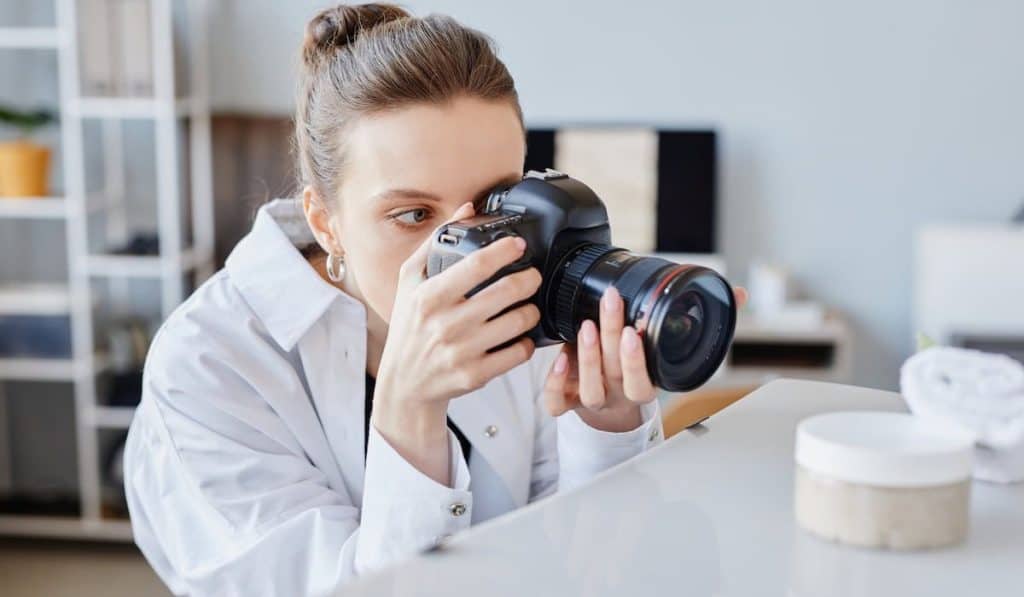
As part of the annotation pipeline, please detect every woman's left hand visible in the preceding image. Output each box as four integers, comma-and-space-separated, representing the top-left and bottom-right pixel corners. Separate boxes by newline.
543, 285, 749, 432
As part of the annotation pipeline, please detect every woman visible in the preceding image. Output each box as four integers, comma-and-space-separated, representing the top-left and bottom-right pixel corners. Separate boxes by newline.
124, 4, 746, 595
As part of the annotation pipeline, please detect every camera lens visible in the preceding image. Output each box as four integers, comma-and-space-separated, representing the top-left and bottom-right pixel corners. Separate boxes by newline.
660, 291, 703, 366
547, 244, 736, 392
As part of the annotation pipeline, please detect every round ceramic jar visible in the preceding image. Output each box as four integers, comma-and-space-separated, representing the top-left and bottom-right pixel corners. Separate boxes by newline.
794, 411, 974, 550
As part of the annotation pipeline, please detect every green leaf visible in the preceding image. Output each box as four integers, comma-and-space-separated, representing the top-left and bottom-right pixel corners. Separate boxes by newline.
916, 332, 938, 351
0, 105, 55, 134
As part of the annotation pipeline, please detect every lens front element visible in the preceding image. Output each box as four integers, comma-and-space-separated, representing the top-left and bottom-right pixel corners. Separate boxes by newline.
644, 268, 735, 391
659, 290, 704, 367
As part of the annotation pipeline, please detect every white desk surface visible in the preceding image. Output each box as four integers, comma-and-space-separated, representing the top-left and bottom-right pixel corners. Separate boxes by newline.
345, 379, 1024, 596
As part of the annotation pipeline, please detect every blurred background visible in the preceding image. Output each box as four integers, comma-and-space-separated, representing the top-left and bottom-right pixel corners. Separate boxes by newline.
0, 0, 1021, 594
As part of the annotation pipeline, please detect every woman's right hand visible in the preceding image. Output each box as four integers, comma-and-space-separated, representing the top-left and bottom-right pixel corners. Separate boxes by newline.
371, 201, 541, 485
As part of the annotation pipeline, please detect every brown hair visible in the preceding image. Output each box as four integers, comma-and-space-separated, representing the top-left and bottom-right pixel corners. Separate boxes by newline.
293, 3, 523, 205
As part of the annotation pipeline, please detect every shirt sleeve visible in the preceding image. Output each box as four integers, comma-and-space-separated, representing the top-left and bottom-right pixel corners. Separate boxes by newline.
124, 319, 473, 597
555, 399, 663, 492
357, 424, 473, 567
526, 345, 665, 501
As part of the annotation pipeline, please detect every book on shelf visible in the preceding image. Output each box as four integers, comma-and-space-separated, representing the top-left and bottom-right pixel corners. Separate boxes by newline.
117, 0, 154, 97
79, 0, 118, 96
78, 0, 154, 98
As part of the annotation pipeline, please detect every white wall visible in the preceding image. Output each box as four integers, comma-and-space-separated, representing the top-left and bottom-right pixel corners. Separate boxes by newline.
0, 0, 1021, 494
4, 0, 1022, 392
209, 0, 1024, 389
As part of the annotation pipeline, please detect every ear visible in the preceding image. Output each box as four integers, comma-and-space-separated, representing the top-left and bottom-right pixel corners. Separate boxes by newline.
302, 185, 343, 254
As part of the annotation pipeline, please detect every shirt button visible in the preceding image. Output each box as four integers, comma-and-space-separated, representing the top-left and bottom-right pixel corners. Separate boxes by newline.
449, 502, 467, 517
484, 424, 498, 438
648, 427, 661, 442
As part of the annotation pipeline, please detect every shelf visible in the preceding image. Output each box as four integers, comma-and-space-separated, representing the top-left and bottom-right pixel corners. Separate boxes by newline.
733, 315, 849, 342
86, 248, 204, 278
0, 514, 133, 541
90, 405, 137, 428
71, 96, 196, 119
0, 196, 68, 219
0, 196, 106, 219
0, 356, 76, 381
0, 353, 110, 382
0, 282, 70, 314
713, 368, 825, 387
0, 27, 62, 49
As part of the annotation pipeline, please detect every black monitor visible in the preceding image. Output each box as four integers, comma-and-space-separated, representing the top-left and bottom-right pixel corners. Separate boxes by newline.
525, 128, 717, 253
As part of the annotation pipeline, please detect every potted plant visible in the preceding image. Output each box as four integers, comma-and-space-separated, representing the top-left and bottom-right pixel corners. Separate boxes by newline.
0, 104, 55, 198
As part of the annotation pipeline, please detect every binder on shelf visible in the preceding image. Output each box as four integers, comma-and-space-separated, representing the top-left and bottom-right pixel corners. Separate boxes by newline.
116, 0, 154, 97
78, 0, 118, 96
78, 0, 155, 98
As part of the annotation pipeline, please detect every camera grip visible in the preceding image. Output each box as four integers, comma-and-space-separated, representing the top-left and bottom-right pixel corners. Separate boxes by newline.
473, 248, 540, 353
465, 246, 533, 299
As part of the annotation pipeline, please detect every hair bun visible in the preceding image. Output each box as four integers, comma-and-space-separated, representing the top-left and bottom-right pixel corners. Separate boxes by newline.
303, 3, 409, 66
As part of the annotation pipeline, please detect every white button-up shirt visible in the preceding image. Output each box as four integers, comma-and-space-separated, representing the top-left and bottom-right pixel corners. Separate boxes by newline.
124, 198, 663, 596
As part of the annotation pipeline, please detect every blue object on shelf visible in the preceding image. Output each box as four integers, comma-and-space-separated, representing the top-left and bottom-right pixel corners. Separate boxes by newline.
0, 313, 73, 358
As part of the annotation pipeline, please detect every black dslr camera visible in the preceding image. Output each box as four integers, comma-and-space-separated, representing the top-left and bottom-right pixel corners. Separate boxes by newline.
426, 169, 736, 392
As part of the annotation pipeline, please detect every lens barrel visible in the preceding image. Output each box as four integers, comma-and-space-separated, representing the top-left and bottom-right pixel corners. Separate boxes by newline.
548, 244, 736, 392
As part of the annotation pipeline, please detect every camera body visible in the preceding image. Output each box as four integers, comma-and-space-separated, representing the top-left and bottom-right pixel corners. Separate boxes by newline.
426, 169, 608, 346
426, 169, 737, 392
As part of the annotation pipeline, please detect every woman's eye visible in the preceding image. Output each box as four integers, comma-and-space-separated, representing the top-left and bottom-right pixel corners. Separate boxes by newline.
392, 208, 429, 226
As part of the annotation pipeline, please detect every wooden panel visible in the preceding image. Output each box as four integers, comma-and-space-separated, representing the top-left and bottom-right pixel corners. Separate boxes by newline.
211, 115, 294, 267
662, 385, 758, 438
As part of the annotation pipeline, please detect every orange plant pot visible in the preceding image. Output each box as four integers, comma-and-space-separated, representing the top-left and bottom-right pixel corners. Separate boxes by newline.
0, 141, 51, 197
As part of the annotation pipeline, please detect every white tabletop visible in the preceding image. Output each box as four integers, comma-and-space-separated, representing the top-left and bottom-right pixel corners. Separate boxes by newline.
345, 379, 1024, 596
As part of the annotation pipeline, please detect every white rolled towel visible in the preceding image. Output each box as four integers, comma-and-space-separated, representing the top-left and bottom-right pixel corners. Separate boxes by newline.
900, 346, 1024, 483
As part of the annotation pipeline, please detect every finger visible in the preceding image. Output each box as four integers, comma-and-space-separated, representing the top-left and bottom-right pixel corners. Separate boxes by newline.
576, 319, 606, 409
543, 348, 574, 416
598, 286, 624, 390
471, 336, 536, 390
733, 286, 749, 310
399, 201, 475, 288
472, 303, 540, 353
459, 267, 541, 323
422, 235, 527, 303
620, 326, 657, 403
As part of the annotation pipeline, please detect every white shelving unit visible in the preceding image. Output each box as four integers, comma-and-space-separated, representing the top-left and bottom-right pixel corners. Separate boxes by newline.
0, 196, 69, 218
0, 27, 62, 49
0, 0, 213, 541
710, 312, 853, 389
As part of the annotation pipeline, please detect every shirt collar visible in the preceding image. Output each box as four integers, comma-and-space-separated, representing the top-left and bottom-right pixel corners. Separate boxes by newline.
225, 198, 366, 351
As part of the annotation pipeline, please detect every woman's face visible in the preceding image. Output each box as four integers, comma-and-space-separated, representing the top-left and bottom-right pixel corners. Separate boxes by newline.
315, 95, 525, 323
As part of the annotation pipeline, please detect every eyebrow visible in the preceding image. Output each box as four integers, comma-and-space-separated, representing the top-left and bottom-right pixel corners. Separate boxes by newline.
371, 174, 523, 205
370, 188, 442, 203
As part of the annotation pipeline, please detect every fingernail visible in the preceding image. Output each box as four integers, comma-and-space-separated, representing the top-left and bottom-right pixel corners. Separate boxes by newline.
514, 236, 526, 251
601, 286, 620, 313
581, 320, 597, 346
623, 327, 640, 354
554, 352, 568, 374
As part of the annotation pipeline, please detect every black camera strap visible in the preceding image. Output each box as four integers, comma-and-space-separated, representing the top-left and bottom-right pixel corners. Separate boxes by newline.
363, 373, 472, 467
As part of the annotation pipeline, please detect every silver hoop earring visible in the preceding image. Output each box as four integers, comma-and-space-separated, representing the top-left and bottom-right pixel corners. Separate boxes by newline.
326, 252, 346, 283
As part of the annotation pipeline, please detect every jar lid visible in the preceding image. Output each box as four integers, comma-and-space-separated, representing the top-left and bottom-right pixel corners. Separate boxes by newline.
795, 411, 974, 487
